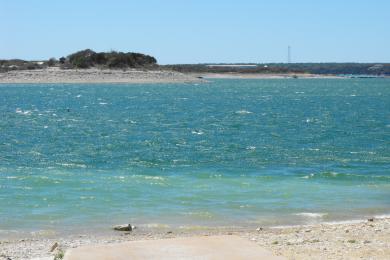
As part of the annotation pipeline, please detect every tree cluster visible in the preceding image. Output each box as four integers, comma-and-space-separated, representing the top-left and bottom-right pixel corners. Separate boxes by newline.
67, 49, 157, 69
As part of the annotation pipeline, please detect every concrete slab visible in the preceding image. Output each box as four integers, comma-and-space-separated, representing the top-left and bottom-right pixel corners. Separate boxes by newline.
64, 235, 285, 260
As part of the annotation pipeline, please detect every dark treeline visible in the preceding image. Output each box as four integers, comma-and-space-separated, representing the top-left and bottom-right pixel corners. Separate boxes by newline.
164, 63, 390, 76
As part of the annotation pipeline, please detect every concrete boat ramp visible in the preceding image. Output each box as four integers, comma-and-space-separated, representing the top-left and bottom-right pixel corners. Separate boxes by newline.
64, 235, 285, 260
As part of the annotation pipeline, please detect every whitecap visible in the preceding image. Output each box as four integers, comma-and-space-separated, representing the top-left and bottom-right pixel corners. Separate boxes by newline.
235, 110, 253, 115
301, 173, 315, 179
246, 146, 256, 150
15, 108, 31, 115
143, 176, 165, 181
99, 102, 108, 105
57, 163, 87, 168
191, 130, 204, 135
80, 196, 95, 200
131, 175, 165, 181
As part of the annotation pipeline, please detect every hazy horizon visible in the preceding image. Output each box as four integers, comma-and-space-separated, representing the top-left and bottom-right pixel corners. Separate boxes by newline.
1, 0, 390, 64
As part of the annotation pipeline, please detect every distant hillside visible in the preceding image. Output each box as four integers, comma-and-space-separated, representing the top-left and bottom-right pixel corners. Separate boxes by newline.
0, 49, 157, 72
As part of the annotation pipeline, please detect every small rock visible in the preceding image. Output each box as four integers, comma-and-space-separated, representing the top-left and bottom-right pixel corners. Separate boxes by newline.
345, 229, 349, 233
367, 218, 374, 222
305, 229, 312, 232
256, 227, 263, 231
167, 231, 173, 234
113, 224, 133, 232
50, 242, 58, 252
363, 240, 371, 244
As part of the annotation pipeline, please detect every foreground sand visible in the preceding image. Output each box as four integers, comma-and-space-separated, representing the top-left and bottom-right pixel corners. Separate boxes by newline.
0, 68, 202, 84
1, 218, 389, 260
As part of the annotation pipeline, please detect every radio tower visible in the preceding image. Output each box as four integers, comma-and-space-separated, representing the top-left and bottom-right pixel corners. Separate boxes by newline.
288, 46, 291, 63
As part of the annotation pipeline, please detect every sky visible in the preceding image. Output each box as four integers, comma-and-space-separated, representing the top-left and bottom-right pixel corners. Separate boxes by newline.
1, 0, 390, 64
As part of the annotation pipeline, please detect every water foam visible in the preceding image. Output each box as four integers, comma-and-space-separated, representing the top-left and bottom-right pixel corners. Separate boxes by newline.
294, 212, 327, 218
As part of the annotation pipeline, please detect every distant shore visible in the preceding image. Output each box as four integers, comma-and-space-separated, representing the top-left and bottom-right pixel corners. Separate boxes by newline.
196, 72, 344, 79
0, 68, 347, 84
1, 217, 389, 260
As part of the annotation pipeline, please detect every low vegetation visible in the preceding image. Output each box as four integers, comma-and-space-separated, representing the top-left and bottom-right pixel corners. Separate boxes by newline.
0, 49, 157, 72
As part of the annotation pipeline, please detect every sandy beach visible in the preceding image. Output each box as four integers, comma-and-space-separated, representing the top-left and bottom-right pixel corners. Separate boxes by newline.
0, 68, 202, 84
1, 217, 389, 260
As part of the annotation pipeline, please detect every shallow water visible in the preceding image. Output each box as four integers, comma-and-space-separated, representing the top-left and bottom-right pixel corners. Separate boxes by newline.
0, 79, 389, 235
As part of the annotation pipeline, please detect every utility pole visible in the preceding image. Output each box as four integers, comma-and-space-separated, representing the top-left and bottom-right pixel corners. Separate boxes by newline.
288, 46, 291, 63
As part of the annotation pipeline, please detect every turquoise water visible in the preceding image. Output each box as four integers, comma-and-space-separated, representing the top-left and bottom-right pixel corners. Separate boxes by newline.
0, 79, 389, 235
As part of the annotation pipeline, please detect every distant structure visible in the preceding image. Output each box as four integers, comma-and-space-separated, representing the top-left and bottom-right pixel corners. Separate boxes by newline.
287, 46, 291, 63
206, 64, 257, 68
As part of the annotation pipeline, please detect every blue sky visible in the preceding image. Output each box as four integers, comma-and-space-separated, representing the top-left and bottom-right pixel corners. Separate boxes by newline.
1, 0, 389, 64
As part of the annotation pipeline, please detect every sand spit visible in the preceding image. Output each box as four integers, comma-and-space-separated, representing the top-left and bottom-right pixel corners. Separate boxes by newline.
0, 218, 389, 260
0, 68, 345, 85
197, 72, 344, 79
0, 68, 202, 84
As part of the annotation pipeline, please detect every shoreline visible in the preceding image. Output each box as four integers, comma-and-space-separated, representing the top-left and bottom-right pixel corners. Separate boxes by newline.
0, 217, 389, 259
0, 68, 203, 84
3, 212, 389, 240
0, 68, 351, 84
196, 72, 345, 79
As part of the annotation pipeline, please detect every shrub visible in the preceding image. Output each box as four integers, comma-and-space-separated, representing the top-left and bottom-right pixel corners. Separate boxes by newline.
47, 58, 57, 66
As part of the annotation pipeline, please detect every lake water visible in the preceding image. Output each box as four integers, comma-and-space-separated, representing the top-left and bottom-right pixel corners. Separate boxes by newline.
0, 78, 389, 236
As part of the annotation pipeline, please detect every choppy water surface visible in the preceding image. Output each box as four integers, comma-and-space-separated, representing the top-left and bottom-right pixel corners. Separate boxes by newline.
0, 79, 389, 235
